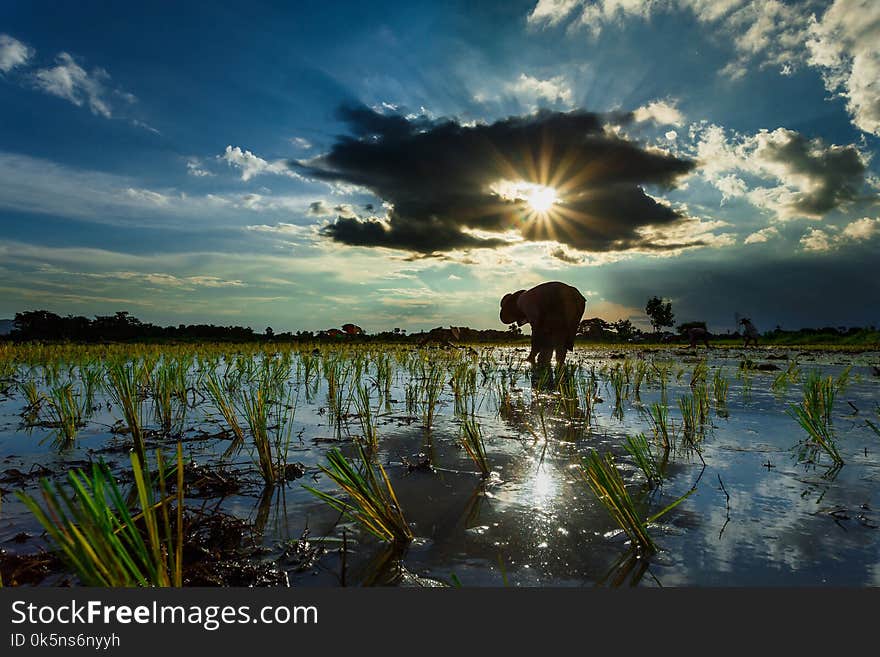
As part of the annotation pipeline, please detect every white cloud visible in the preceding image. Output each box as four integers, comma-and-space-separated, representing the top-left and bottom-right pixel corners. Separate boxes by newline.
800, 227, 835, 252
505, 73, 574, 108
527, 0, 582, 26
290, 137, 312, 149
245, 222, 313, 237
799, 217, 879, 252
744, 226, 780, 244
633, 99, 684, 126
0, 34, 32, 73
220, 145, 302, 182
527, 1, 879, 136
33, 52, 128, 118
0, 151, 315, 227
124, 187, 170, 206
689, 123, 870, 220
841, 216, 880, 240
806, 0, 880, 136
186, 158, 214, 177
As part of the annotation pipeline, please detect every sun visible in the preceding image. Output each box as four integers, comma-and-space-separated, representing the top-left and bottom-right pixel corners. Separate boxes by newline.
490, 179, 559, 215
526, 185, 558, 213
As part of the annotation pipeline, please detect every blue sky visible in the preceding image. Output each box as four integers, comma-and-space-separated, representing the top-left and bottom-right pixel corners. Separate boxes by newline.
1, 0, 878, 333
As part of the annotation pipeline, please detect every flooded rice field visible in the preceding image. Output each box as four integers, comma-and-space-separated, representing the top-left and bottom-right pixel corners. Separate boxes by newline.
0, 342, 878, 587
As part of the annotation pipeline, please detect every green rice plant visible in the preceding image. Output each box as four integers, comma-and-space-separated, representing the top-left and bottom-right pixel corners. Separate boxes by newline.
150, 358, 188, 436
580, 451, 655, 553
632, 359, 648, 400
771, 361, 801, 393
18, 378, 44, 421
712, 368, 729, 408
76, 361, 103, 416
460, 417, 491, 477
624, 433, 662, 488
736, 365, 753, 401
240, 383, 297, 484
106, 361, 147, 461
555, 371, 580, 424
17, 444, 184, 587
690, 360, 708, 390
836, 365, 852, 392
789, 372, 842, 465
580, 450, 694, 555
421, 364, 446, 428
496, 381, 514, 418
354, 383, 379, 451
678, 393, 699, 437
608, 364, 627, 410
803, 371, 836, 426
42, 382, 86, 446
204, 369, 246, 446
647, 402, 673, 450
577, 372, 598, 426
788, 403, 843, 465
303, 446, 413, 545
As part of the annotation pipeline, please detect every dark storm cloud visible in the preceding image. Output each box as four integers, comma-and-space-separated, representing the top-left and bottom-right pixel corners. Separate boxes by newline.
600, 243, 880, 330
761, 131, 867, 216
295, 105, 696, 254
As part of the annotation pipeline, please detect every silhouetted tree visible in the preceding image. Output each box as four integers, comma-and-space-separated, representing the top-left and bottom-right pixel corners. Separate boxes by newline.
645, 297, 674, 333
612, 318, 637, 340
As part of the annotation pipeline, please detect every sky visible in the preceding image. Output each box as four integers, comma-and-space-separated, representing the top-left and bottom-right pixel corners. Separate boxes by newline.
0, 0, 878, 334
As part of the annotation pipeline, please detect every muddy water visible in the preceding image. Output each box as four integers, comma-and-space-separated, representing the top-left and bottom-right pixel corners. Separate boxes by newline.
1, 347, 878, 587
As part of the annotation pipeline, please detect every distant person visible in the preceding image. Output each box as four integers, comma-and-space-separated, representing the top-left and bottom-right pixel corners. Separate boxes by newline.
687, 326, 710, 348
740, 318, 759, 347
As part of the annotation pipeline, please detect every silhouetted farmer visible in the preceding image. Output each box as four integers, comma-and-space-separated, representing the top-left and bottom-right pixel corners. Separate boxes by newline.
687, 326, 710, 348
740, 318, 759, 347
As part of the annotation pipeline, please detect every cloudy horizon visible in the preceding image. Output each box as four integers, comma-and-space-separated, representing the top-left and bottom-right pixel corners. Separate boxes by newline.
1, 1, 878, 334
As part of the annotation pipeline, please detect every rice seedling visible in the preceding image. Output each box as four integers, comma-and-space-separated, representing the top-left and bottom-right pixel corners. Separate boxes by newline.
42, 382, 86, 446
632, 359, 648, 400
836, 365, 852, 392
736, 365, 753, 401
17, 444, 184, 587
106, 361, 147, 461
789, 372, 842, 465
203, 369, 246, 446
647, 402, 673, 450
353, 382, 379, 451
78, 361, 103, 415
240, 383, 297, 484
690, 360, 708, 390
678, 393, 699, 437
788, 403, 843, 465
421, 363, 446, 428
580, 451, 655, 554
18, 378, 44, 421
303, 446, 413, 545
580, 450, 694, 555
771, 361, 801, 393
608, 364, 627, 411
803, 371, 836, 426
712, 368, 729, 408
555, 370, 580, 425
460, 417, 491, 477
624, 433, 662, 488
150, 358, 188, 436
